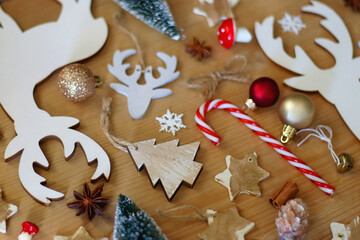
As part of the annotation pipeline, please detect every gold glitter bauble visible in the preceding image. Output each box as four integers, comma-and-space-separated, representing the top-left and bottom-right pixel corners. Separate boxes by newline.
58, 64, 95, 102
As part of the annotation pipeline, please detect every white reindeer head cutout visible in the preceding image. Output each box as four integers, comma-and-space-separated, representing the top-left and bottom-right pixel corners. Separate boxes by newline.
0, 0, 110, 205
109, 49, 180, 119
255, 1, 360, 140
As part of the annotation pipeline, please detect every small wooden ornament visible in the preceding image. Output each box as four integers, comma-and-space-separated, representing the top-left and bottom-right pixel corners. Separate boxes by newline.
331, 216, 360, 240
199, 206, 254, 240
109, 49, 180, 119
54, 226, 108, 240
0, 189, 17, 233
215, 153, 270, 201
127, 139, 202, 200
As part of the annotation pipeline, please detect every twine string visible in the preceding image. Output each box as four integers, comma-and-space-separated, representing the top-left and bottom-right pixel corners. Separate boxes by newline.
157, 205, 212, 222
296, 125, 340, 165
186, 55, 251, 100
100, 97, 137, 152
114, 11, 145, 69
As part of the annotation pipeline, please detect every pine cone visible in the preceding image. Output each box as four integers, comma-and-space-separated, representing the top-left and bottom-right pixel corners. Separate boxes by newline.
275, 198, 309, 240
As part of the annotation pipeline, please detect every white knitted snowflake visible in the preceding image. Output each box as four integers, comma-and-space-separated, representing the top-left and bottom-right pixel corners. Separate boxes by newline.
156, 109, 186, 136
278, 13, 306, 35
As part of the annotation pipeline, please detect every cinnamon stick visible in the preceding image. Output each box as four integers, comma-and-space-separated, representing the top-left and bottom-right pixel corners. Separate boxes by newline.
270, 181, 299, 209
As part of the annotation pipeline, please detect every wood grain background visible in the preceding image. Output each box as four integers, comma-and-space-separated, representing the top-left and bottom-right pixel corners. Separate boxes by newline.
0, 0, 359, 239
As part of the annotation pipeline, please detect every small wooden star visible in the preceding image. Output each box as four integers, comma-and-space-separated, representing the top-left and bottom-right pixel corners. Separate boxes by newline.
0, 189, 17, 233
199, 206, 254, 240
215, 153, 270, 201
330, 216, 360, 240
54, 226, 108, 240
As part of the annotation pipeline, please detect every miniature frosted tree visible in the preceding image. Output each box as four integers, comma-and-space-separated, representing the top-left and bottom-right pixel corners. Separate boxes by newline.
113, 194, 167, 240
113, 0, 180, 40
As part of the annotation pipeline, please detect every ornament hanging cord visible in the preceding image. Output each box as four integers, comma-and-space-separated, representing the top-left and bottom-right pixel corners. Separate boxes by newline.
186, 55, 252, 100
157, 205, 212, 222
100, 97, 137, 152
114, 11, 145, 69
296, 125, 340, 166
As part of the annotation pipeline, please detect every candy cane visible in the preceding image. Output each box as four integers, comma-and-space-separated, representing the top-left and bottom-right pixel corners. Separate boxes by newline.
195, 99, 335, 196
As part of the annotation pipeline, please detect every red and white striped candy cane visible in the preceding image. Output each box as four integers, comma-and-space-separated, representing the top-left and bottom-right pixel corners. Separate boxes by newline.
195, 99, 335, 196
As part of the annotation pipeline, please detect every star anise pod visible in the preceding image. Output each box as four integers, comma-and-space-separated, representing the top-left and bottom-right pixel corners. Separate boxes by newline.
67, 182, 111, 221
186, 38, 212, 61
344, 0, 360, 11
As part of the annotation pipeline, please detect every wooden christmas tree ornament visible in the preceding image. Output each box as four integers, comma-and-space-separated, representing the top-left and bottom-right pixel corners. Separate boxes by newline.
215, 153, 270, 201
101, 97, 203, 200
127, 139, 202, 200
0, 0, 110, 205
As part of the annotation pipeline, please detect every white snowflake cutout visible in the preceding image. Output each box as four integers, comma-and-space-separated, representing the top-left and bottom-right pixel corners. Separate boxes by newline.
278, 12, 306, 35
156, 109, 186, 136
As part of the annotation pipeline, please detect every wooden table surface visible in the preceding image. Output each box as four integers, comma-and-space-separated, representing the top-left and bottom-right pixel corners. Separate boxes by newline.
1, 0, 360, 239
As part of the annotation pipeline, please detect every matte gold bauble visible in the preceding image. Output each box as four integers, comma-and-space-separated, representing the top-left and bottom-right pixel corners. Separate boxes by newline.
58, 64, 95, 102
278, 93, 315, 143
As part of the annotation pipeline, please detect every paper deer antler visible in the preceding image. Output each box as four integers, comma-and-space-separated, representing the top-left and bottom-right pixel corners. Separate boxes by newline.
255, 0, 360, 140
0, 0, 110, 205
109, 49, 180, 119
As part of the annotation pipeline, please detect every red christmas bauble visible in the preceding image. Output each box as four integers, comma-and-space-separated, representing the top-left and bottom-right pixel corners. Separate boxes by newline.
249, 77, 279, 107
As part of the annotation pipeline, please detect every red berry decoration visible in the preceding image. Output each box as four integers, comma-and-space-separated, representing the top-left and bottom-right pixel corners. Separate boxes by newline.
249, 77, 280, 108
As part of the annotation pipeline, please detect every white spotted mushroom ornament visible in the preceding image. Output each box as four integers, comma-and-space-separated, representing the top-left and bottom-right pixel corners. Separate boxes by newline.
18, 222, 39, 240
217, 18, 252, 49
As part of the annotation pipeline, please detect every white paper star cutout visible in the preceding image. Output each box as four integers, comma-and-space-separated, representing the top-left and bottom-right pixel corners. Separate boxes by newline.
156, 109, 186, 136
278, 12, 306, 35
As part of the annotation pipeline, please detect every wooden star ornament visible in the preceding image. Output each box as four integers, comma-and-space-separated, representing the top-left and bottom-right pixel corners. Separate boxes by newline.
54, 226, 108, 240
199, 206, 254, 240
0, 189, 17, 233
331, 216, 360, 240
215, 153, 270, 201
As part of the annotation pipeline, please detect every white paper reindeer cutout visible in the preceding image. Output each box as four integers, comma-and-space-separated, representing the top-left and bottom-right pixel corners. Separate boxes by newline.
109, 49, 180, 119
0, 0, 110, 205
255, 1, 360, 140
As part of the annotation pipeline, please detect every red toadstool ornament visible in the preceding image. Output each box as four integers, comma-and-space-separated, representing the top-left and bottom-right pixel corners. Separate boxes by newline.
217, 18, 252, 49
18, 222, 39, 240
